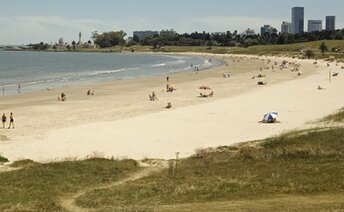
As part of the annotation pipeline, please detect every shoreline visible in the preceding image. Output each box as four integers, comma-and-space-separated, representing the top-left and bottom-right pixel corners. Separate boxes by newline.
0, 53, 343, 162
0, 51, 222, 97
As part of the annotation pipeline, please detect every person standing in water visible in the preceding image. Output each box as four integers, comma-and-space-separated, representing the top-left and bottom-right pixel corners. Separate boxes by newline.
8, 112, 14, 129
17, 84, 21, 94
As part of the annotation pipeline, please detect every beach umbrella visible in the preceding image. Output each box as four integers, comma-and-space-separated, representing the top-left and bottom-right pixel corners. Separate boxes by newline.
199, 85, 212, 97
263, 112, 278, 123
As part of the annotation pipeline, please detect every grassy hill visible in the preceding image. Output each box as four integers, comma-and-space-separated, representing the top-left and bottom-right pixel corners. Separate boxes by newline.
0, 158, 139, 211
74, 127, 344, 211
0, 109, 344, 211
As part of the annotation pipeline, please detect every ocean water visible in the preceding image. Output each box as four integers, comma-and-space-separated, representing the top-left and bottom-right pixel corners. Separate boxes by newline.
0, 51, 222, 96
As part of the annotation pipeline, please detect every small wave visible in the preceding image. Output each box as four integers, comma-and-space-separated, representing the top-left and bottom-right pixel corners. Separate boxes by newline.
204, 59, 211, 64
149, 63, 166, 68
86, 68, 127, 76
167, 60, 186, 65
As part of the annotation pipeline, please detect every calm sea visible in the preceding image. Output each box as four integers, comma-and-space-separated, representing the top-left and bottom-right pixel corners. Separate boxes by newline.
0, 51, 222, 96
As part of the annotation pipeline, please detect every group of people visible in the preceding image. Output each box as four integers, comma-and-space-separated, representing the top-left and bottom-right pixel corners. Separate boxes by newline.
87, 90, 96, 96
1, 112, 14, 129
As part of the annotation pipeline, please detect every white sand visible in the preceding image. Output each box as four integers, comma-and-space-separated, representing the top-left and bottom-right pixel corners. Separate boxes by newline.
0, 54, 343, 162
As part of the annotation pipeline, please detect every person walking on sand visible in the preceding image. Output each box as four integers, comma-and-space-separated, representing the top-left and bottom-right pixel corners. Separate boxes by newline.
8, 112, 14, 129
1, 113, 6, 128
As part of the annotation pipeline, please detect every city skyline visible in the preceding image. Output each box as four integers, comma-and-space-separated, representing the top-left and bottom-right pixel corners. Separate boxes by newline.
0, 0, 343, 45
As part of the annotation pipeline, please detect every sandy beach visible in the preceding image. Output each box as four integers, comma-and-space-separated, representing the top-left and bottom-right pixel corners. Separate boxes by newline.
0, 53, 343, 162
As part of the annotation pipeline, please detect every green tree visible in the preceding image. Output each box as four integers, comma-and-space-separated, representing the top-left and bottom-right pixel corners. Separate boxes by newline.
91, 31, 99, 42
72, 41, 76, 51
94, 31, 127, 48
319, 42, 328, 55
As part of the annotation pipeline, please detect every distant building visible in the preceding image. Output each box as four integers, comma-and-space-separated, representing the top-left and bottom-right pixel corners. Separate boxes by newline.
244, 28, 256, 36
260, 25, 277, 35
57, 37, 65, 49
292, 7, 304, 34
133, 31, 159, 41
326, 16, 336, 31
308, 20, 322, 32
281, 21, 292, 34
160, 29, 177, 37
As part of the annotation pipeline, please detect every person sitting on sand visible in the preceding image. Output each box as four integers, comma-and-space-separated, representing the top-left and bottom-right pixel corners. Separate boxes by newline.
58, 92, 66, 101
87, 90, 91, 95
149, 92, 157, 101
91, 90, 95, 95
2, 113, 6, 128
209, 91, 214, 97
165, 102, 172, 109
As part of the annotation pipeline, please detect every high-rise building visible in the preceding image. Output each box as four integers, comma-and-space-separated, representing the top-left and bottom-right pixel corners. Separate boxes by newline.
292, 7, 304, 34
308, 20, 322, 32
260, 25, 277, 35
326, 16, 336, 31
281, 21, 292, 34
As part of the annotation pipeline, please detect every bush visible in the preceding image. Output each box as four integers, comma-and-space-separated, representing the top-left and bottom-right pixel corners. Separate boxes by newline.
0, 155, 9, 163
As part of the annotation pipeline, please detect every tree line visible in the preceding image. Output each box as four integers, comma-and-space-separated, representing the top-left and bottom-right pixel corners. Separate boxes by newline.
137, 29, 344, 48
27, 28, 344, 50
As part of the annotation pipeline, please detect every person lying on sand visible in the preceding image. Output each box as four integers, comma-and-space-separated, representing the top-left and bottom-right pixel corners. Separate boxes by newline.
317, 85, 326, 90
257, 81, 267, 85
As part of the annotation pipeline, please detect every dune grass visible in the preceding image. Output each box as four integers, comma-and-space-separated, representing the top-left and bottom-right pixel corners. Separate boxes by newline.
76, 127, 344, 211
322, 107, 344, 123
0, 158, 140, 211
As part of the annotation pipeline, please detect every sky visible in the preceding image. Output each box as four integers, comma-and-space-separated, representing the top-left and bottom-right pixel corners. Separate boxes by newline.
0, 0, 343, 45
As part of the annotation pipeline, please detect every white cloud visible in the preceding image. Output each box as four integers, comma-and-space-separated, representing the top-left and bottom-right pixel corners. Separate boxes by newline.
178, 15, 283, 33
0, 16, 114, 45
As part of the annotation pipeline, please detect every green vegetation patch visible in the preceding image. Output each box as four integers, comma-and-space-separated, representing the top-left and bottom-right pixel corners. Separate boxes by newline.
0, 155, 9, 163
0, 158, 139, 211
76, 128, 344, 210
322, 108, 344, 123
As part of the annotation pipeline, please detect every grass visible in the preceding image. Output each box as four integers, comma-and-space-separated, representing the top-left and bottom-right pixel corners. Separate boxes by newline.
75, 127, 344, 211
0, 158, 140, 211
322, 107, 344, 123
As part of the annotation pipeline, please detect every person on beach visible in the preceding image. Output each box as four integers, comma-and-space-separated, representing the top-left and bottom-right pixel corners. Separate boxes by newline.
58, 92, 66, 101
17, 84, 21, 94
8, 112, 14, 129
165, 102, 172, 109
1, 113, 6, 128
149, 91, 157, 101
166, 76, 169, 82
